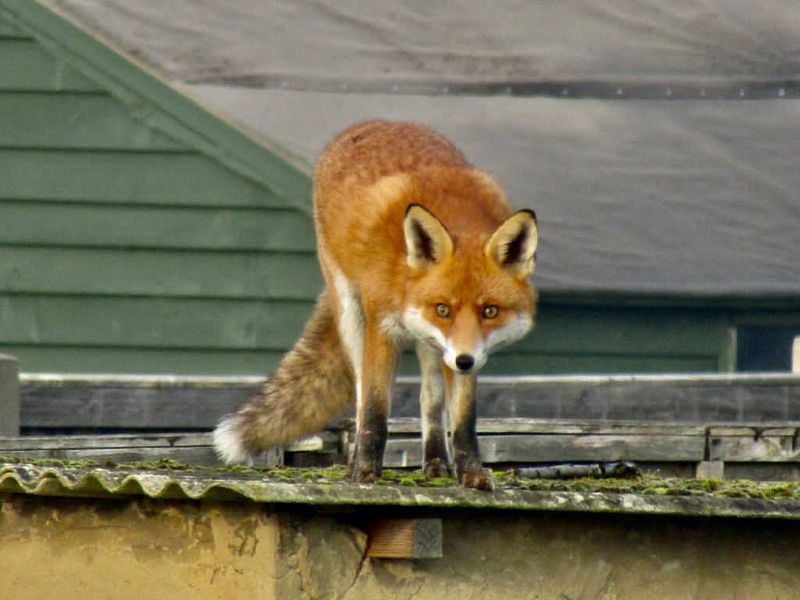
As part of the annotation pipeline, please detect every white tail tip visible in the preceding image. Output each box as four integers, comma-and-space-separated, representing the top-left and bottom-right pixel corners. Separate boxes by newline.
212, 415, 252, 464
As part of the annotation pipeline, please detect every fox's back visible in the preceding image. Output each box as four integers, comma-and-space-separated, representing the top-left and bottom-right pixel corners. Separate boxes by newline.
315, 121, 469, 194
314, 121, 513, 281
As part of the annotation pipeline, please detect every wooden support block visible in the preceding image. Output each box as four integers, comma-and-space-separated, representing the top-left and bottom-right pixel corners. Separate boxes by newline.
366, 518, 443, 559
696, 461, 725, 480
0, 355, 20, 436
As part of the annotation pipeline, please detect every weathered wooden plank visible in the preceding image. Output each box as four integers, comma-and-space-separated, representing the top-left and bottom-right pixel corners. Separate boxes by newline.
386, 418, 708, 436
19, 377, 262, 429
0, 442, 277, 467
389, 375, 800, 422
5, 346, 286, 377
0, 92, 182, 150
481, 434, 705, 463
0, 149, 287, 207
708, 426, 799, 437
377, 432, 705, 468
1, 296, 314, 349
724, 463, 800, 482
0, 38, 100, 91
16, 374, 800, 429
0, 432, 216, 450
0, 432, 286, 466
0, 246, 321, 299
0, 355, 20, 435
709, 432, 800, 463
0, 201, 316, 252
0, 446, 222, 465
379, 438, 423, 468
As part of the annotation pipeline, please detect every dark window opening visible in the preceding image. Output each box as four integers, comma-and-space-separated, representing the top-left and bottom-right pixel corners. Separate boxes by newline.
737, 326, 800, 372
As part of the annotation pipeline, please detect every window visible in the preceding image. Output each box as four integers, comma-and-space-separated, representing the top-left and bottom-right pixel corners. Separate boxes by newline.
737, 327, 800, 372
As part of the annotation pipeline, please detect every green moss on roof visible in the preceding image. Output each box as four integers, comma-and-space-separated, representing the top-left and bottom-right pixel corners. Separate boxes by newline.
3, 458, 800, 520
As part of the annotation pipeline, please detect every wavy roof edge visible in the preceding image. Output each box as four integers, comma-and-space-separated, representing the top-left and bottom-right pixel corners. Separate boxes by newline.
3, 462, 800, 520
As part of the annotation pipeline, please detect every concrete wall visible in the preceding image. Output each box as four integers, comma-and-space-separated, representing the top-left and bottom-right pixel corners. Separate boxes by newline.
280, 512, 800, 599
0, 496, 279, 600
4, 494, 800, 599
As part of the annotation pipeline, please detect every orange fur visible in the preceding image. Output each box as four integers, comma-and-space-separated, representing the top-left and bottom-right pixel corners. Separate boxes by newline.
214, 121, 539, 491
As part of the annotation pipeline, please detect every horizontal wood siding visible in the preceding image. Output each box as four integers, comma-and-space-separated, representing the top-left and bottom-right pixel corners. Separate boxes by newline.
0, 37, 99, 91
0, 149, 289, 207
0, 92, 182, 149
0, 247, 320, 298
5, 346, 287, 376
0, 14, 320, 374
0, 202, 315, 252
1, 296, 314, 349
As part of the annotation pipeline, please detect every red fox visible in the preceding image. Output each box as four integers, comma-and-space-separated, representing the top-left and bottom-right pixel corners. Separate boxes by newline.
214, 121, 538, 490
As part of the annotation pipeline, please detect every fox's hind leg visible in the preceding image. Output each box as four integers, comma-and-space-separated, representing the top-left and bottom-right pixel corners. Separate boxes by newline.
416, 342, 452, 478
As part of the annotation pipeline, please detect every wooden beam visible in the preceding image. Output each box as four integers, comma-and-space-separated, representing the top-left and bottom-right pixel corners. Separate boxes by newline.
19, 373, 800, 432
366, 518, 443, 559
0, 355, 20, 436
0, 432, 282, 467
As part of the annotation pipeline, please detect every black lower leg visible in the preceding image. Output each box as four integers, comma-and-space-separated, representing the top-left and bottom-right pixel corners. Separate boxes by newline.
451, 375, 493, 491
452, 415, 481, 479
423, 430, 452, 477
351, 392, 388, 483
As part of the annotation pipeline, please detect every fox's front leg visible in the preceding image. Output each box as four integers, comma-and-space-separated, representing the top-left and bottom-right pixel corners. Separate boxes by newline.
450, 372, 494, 491
416, 342, 452, 478
351, 321, 397, 484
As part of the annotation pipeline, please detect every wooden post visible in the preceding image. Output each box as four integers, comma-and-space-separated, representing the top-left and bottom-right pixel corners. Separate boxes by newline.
0, 355, 20, 436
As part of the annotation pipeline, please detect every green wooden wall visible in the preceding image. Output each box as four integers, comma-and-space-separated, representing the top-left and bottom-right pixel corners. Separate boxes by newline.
0, 7, 739, 376
0, 12, 322, 374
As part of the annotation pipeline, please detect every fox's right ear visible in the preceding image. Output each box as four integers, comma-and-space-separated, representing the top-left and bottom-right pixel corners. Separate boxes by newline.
404, 204, 454, 269
485, 209, 539, 279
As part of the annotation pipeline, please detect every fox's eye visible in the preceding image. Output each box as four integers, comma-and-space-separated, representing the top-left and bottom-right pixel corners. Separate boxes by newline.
435, 303, 451, 318
482, 305, 499, 319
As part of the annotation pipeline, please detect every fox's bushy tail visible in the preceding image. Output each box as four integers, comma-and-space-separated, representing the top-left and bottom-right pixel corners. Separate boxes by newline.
213, 291, 354, 463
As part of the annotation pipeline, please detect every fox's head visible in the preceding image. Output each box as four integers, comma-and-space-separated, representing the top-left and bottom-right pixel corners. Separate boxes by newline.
401, 204, 538, 374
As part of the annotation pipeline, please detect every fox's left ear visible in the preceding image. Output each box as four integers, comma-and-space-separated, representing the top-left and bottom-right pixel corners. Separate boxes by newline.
485, 209, 538, 278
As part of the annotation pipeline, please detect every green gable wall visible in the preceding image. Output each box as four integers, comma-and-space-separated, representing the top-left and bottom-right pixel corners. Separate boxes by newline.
0, 5, 321, 375
0, 2, 746, 376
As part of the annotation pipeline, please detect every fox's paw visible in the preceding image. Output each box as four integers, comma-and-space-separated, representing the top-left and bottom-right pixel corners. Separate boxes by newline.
460, 467, 495, 492
423, 458, 453, 479
349, 460, 382, 485
352, 469, 380, 485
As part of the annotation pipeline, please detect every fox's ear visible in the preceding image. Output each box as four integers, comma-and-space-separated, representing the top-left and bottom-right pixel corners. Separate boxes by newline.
485, 209, 538, 278
404, 204, 454, 269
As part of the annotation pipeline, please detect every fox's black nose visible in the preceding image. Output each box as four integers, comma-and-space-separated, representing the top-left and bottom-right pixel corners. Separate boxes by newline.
455, 354, 475, 372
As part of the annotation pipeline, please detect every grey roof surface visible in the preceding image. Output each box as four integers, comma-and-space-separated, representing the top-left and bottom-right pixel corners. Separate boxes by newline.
51, 0, 800, 298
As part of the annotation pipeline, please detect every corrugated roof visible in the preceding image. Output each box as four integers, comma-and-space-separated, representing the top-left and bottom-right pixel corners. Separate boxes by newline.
4, 461, 800, 520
